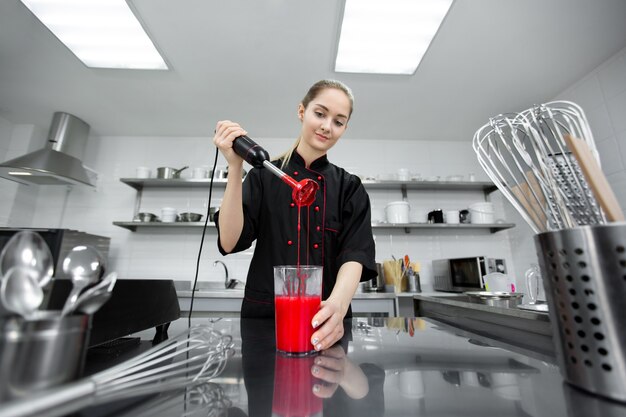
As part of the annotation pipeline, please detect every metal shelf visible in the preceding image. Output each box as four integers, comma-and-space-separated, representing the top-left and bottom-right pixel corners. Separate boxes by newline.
119, 178, 228, 190
113, 221, 514, 233
362, 180, 498, 193
372, 222, 515, 234
113, 221, 214, 231
119, 178, 498, 192
115, 178, 512, 233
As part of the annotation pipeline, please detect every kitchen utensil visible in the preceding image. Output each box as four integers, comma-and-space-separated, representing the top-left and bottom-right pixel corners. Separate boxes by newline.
374, 263, 385, 291
61, 246, 105, 316
192, 167, 208, 179
273, 265, 322, 354
563, 134, 624, 221
71, 272, 117, 315
0, 230, 54, 288
357, 278, 374, 293
0, 324, 233, 417
473, 101, 605, 233
232, 135, 319, 206
160, 207, 178, 223
0, 313, 90, 403
465, 291, 523, 308
396, 168, 410, 181
534, 222, 626, 403
214, 168, 228, 179
178, 212, 203, 222
468, 202, 494, 224
135, 167, 151, 178
0, 266, 44, 319
208, 207, 218, 222
156, 166, 188, 179
427, 209, 443, 224
524, 264, 541, 305
445, 210, 460, 224
386, 201, 410, 223
132, 212, 158, 222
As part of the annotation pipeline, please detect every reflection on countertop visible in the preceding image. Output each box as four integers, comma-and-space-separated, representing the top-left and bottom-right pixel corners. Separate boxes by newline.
70, 317, 626, 417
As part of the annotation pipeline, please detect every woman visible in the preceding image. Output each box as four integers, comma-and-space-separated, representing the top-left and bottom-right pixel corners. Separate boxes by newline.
213, 79, 376, 351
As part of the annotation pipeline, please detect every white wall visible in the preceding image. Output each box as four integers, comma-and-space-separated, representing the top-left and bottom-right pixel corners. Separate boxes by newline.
7, 43, 625, 294
8, 131, 517, 291
0, 117, 43, 226
506, 45, 626, 299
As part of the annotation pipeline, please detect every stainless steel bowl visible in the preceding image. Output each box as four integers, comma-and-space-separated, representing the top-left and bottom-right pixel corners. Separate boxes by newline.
133, 212, 159, 222
465, 291, 524, 308
179, 212, 203, 222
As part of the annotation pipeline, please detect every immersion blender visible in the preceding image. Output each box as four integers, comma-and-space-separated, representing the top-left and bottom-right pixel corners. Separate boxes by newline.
232, 135, 319, 206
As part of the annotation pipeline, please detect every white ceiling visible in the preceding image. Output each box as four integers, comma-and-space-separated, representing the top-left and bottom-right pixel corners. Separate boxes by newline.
1, 0, 626, 141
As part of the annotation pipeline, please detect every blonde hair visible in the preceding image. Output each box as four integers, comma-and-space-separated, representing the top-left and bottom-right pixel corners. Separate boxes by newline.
275, 79, 354, 169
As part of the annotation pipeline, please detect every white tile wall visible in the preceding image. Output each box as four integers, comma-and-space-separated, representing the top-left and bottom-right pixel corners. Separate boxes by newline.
0, 120, 43, 227
507, 44, 626, 298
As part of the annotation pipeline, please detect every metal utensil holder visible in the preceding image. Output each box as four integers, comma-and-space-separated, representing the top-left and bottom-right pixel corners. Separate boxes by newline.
534, 223, 626, 403
0, 313, 91, 403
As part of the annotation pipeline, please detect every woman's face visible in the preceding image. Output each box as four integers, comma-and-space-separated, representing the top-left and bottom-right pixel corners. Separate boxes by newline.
297, 88, 351, 155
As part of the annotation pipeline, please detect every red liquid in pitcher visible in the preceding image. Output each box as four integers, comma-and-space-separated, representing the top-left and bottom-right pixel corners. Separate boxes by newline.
275, 295, 320, 353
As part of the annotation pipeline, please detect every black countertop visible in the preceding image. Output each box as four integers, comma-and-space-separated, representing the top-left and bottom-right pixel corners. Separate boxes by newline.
6, 317, 626, 417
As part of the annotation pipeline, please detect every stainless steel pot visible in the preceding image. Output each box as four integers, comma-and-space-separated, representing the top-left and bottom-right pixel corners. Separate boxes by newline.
156, 166, 188, 179
465, 291, 523, 308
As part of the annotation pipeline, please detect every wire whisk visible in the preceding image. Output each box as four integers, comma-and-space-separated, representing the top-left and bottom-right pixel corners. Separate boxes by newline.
473, 101, 605, 233
0, 324, 234, 417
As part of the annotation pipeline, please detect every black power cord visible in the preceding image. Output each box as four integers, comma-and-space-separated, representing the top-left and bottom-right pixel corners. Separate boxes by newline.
188, 147, 220, 328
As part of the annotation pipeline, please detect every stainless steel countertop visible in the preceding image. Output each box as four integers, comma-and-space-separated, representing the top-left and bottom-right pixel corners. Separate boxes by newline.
35, 317, 623, 417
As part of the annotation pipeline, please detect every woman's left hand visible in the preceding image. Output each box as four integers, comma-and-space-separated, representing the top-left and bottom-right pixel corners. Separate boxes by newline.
310, 298, 345, 351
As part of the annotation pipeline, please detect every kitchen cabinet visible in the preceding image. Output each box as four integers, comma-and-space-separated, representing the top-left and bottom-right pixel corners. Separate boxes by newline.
113, 178, 515, 233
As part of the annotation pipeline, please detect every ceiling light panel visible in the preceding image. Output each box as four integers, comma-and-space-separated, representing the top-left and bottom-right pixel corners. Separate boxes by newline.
335, 0, 453, 75
20, 0, 168, 69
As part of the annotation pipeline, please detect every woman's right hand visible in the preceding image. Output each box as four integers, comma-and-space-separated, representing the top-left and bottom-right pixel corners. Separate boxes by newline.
213, 120, 248, 167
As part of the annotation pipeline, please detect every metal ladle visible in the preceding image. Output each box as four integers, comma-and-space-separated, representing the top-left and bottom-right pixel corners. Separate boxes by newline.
61, 245, 105, 316
0, 266, 44, 319
0, 231, 54, 288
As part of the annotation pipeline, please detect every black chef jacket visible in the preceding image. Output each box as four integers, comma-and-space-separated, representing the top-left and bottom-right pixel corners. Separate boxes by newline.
215, 151, 377, 318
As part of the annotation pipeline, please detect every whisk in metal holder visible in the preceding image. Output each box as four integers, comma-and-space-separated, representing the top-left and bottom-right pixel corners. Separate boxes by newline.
534, 222, 626, 403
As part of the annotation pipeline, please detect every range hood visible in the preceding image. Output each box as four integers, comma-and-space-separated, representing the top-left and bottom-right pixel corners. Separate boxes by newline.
0, 112, 96, 186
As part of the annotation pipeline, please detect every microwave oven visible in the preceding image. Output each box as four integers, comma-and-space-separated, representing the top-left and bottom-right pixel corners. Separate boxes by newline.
0, 228, 110, 280
432, 256, 506, 292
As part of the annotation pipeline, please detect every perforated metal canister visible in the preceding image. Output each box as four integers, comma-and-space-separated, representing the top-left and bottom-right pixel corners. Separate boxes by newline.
534, 223, 626, 403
